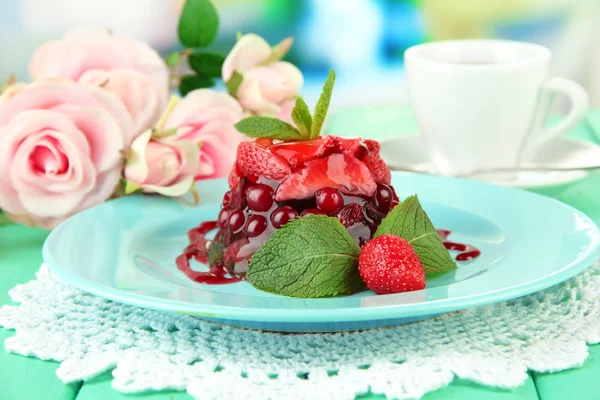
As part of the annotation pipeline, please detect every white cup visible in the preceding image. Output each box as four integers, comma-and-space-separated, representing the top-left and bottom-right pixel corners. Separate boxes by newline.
405, 40, 589, 176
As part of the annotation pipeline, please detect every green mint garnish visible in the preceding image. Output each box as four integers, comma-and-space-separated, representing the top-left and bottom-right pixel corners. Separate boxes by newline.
291, 97, 312, 138
177, 0, 219, 48
310, 69, 335, 139
247, 215, 365, 298
233, 69, 336, 141
234, 116, 304, 140
189, 51, 226, 78
374, 195, 457, 274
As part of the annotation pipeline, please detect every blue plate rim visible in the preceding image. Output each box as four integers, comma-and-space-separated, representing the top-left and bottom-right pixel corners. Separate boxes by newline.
42, 173, 600, 323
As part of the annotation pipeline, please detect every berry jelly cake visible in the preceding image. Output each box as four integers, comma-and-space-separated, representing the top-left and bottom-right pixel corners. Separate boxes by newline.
208, 135, 399, 277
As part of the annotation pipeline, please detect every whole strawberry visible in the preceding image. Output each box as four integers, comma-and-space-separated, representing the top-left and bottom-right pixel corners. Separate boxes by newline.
359, 234, 426, 294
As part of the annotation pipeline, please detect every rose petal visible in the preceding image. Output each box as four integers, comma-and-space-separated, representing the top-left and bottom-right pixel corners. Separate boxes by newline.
29, 27, 169, 100
144, 141, 182, 187
51, 104, 125, 173
236, 73, 280, 114
255, 61, 304, 105
15, 154, 96, 218
222, 34, 272, 81
124, 130, 152, 185
75, 167, 121, 212
165, 89, 243, 129
79, 68, 167, 136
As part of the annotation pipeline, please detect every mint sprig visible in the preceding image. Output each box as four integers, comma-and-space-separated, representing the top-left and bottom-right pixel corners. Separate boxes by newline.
310, 69, 335, 139
234, 117, 304, 140
374, 195, 457, 274
234, 69, 337, 141
291, 97, 312, 138
247, 215, 365, 298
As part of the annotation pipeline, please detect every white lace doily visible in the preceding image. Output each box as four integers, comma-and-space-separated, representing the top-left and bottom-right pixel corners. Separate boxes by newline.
1, 263, 600, 400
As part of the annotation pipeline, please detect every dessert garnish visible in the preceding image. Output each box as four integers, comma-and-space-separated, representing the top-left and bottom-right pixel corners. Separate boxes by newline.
359, 235, 426, 294
178, 70, 479, 297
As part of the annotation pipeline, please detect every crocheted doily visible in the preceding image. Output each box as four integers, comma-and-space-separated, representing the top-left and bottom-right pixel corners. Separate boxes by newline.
1, 263, 599, 400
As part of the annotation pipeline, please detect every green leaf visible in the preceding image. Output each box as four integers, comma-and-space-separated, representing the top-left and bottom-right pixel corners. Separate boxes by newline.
225, 70, 243, 97
258, 37, 294, 66
311, 69, 336, 139
247, 215, 365, 298
291, 97, 312, 138
189, 51, 225, 77
177, 0, 219, 48
165, 52, 180, 67
124, 180, 141, 195
374, 195, 457, 274
152, 127, 178, 139
0, 210, 13, 226
235, 116, 304, 140
236, 31, 243, 41
179, 75, 215, 96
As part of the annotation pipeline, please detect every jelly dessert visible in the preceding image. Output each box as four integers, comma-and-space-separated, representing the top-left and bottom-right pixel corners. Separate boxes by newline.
210, 135, 398, 277
177, 70, 479, 298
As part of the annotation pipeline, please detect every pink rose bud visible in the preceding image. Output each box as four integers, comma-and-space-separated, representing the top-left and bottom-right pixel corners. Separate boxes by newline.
123, 130, 199, 197
222, 34, 303, 119
28, 26, 169, 138
0, 81, 133, 229
163, 89, 245, 181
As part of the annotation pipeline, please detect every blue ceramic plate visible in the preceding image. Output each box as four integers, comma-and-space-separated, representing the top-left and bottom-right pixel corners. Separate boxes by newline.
43, 173, 600, 332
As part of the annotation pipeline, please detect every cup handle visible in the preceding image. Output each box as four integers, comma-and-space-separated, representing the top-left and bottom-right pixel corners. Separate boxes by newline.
520, 77, 589, 162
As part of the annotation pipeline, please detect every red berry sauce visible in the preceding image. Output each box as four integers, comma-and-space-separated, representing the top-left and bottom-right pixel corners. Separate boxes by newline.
176, 220, 242, 285
437, 229, 481, 261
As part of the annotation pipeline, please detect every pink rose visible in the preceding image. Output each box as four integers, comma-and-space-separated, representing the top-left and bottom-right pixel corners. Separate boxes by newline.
0, 81, 133, 229
163, 89, 244, 180
28, 27, 169, 137
123, 130, 199, 197
222, 34, 303, 118
0, 82, 26, 105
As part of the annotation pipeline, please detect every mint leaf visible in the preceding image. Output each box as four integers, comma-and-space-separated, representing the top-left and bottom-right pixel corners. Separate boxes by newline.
235, 116, 304, 140
178, 0, 219, 48
179, 75, 215, 96
247, 215, 365, 298
189, 51, 225, 77
291, 97, 312, 138
225, 70, 243, 97
374, 195, 457, 274
310, 69, 336, 139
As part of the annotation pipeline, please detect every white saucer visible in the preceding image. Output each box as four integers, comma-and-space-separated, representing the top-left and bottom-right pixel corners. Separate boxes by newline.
380, 136, 600, 190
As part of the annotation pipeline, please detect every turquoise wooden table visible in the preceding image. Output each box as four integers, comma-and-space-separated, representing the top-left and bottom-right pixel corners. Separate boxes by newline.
2, 108, 600, 400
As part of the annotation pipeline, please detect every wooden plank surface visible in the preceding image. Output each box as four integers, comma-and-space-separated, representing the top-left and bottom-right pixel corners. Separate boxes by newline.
0, 226, 80, 400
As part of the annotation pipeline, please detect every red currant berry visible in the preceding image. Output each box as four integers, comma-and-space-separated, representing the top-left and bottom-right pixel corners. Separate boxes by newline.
374, 184, 393, 212
228, 209, 246, 233
222, 190, 232, 208
246, 184, 275, 212
391, 200, 400, 209
218, 207, 232, 228
244, 215, 268, 237
315, 187, 343, 214
301, 208, 325, 216
270, 206, 299, 229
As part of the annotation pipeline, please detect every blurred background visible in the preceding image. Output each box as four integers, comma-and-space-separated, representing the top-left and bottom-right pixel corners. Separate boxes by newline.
2, 0, 600, 108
